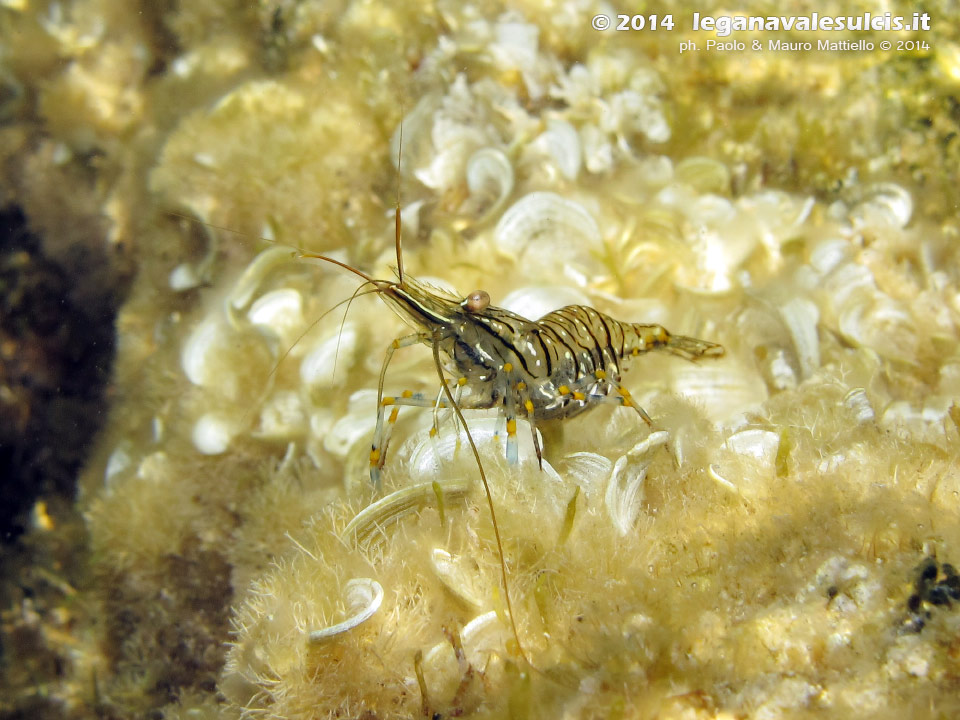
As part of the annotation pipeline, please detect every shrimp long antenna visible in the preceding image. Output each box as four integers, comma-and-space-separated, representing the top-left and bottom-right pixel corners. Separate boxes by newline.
431, 336, 531, 668
395, 117, 405, 284
331, 280, 372, 382
165, 211, 379, 286
298, 251, 378, 286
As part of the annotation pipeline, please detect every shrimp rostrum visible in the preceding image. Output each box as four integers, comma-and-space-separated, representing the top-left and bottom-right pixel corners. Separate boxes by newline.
304, 254, 724, 487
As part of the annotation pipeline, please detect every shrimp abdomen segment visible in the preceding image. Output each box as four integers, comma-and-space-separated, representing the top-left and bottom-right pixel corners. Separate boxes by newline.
535, 305, 724, 376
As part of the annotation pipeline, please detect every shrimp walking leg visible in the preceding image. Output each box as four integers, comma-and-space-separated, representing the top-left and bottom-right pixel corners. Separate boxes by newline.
370, 332, 432, 488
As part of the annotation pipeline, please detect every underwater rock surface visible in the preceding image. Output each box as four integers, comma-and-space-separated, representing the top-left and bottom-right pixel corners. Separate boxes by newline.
3, 0, 960, 719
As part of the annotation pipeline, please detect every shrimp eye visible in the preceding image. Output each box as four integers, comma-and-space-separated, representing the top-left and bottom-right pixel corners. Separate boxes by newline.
463, 289, 490, 313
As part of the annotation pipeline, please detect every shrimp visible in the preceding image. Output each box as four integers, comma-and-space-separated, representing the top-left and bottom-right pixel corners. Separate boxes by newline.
365, 281, 725, 481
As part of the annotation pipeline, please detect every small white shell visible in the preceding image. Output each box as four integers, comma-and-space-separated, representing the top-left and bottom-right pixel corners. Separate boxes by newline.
809, 238, 852, 276
169, 262, 204, 291
341, 480, 471, 548
580, 123, 614, 174
605, 455, 649, 536
606, 89, 670, 143
938, 362, 960, 395
167, 208, 218, 291
627, 430, 671, 459
824, 262, 874, 308
708, 464, 738, 493
136, 451, 171, 482
307, 578, 383, 644
779, 298, 820, 379
152, 416, 164, 443
494, 192, 602, 280
430, 549, 484, 609
560, 451, 614, 490
192, 412, 237, 455
671, 360, 767, 423
323, 390, 377, 459
404, 416, 561, 482
495, 191, 600, 252
529, 119, 581, 181
491, 19, 544, 98
848, 183, 913, 229
460, 610, 512, 667
714, 429, 780, 497
689, 195, 736, 225
300, 324, 357, 388
604, 431, 668, 536
227, 246, 295, 312
247, 288, 304, 345
104, 442, 133, 486
664, 188, 748, 295
410, 83, 490, 192
843, 388, 875, 424
464, 147, 513, 218
181, 317, 225, 387
724, 429, 779, 466
766, 349, 797, 390
838, 297, 916, 362
491, 19, 539, 69
253, 390, 307, 440
675, 156, 731, 195
420, 610, 512, 691
880, 400, 949, 442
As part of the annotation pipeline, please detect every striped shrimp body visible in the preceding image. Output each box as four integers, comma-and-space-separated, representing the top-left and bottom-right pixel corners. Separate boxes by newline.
370, 274, 724, 476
